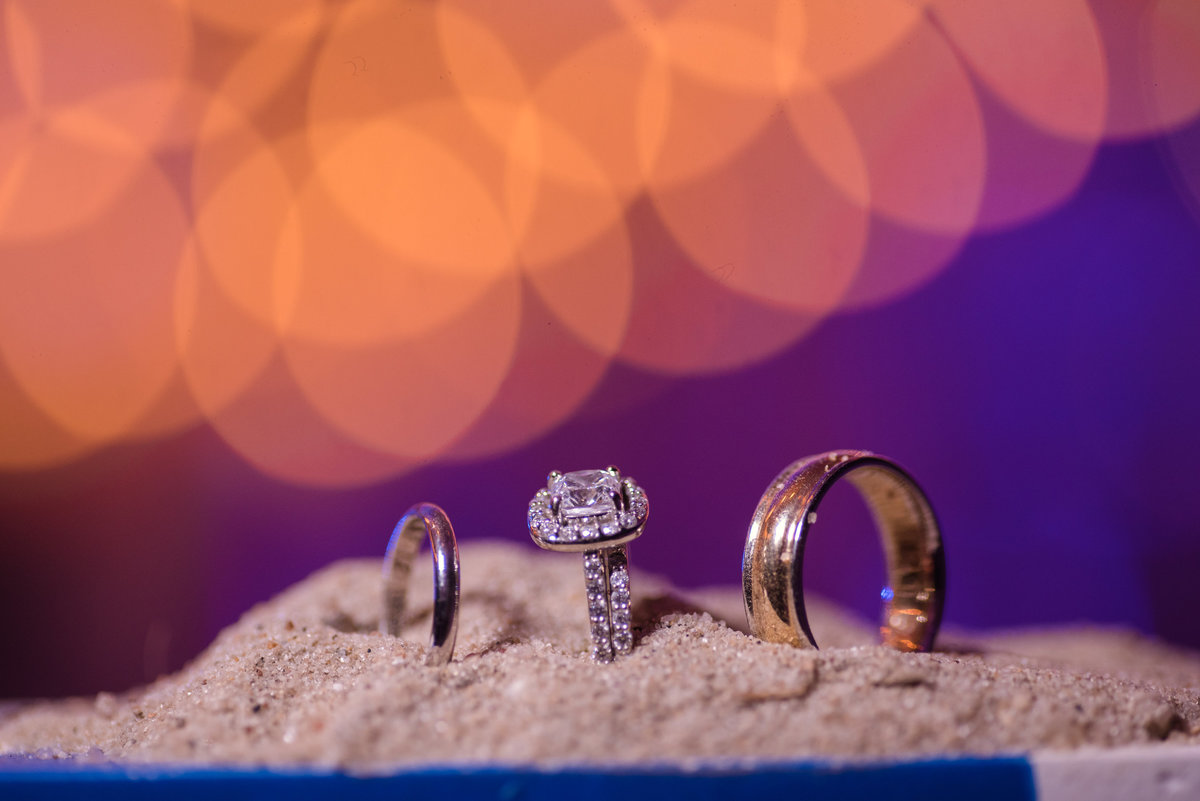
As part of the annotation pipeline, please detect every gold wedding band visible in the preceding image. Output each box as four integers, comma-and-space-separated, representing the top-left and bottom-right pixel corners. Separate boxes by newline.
743, 450, 946, 651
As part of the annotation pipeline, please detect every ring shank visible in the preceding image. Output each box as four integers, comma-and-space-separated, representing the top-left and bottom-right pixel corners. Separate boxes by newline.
743, 451, 945, 652
382, 503, 461, 666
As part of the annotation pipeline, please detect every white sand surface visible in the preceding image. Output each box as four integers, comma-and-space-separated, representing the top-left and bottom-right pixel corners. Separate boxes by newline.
2, 541, 1197, 769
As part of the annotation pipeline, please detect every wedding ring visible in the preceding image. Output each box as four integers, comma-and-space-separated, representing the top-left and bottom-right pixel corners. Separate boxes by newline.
743, 451, 945, 652
527, 467, 649, 662
382, 503, 460, 666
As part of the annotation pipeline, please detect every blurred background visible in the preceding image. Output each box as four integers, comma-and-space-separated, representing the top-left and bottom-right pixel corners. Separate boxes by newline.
1, 0, 1199, 698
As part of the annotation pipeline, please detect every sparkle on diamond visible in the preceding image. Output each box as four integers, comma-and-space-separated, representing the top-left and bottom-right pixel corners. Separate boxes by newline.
551, 470, 620, 519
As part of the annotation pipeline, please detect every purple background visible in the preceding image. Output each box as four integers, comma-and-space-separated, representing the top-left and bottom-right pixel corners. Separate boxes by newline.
3, 119, 1199, 699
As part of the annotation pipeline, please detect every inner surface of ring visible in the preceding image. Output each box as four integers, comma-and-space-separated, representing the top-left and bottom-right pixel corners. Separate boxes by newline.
795, 479, 886, 647
383, 515, 426, 637
843, 465, 943, 651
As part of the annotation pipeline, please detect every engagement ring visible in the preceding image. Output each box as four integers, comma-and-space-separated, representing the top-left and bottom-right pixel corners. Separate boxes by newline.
527, 468, 649, 662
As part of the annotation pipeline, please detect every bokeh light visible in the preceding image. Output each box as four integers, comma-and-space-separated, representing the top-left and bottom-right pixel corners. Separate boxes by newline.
1094, 0, 1200, 139
2, 1, 1199, 480
5, 0, 1200, 703
0, 161, 189, 454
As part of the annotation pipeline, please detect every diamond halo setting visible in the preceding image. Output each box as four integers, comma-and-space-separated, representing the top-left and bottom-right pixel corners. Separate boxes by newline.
527, 467, 648, 552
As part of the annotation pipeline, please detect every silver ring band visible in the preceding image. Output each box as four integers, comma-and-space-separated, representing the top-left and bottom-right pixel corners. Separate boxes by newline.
582, 546, 633, 662
742, 450, 946, 651
382, 503, 460, 666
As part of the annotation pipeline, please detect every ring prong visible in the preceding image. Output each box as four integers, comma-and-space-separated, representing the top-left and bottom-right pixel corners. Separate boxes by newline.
547, 470, 563, 486
605, 465, 620, 476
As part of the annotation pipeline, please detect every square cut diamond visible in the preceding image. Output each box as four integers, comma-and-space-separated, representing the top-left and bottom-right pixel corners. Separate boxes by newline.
551, 470, 620, 519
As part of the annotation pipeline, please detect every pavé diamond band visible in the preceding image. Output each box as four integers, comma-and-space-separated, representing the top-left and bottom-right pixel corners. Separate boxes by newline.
382, 502, 461, 666
527, 467, 649, 662
743, 451, 945, 652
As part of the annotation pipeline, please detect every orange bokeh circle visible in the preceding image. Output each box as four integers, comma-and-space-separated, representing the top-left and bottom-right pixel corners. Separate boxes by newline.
0, 161, 190, 445
929, 0, 1106, 143
184, 0, 325, 36
821, 14, 986, 235
651, 113, 868, 315
282, 271, 523, 462
275, 137, 524, 461
1094, 0, 1200, 139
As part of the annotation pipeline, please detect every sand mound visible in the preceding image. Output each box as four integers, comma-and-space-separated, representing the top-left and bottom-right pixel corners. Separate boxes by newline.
2, 541, 1197, 769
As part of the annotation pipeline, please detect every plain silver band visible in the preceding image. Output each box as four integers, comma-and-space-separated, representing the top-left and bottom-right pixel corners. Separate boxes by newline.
382, 503, 460, 666
742, 450, 946, 652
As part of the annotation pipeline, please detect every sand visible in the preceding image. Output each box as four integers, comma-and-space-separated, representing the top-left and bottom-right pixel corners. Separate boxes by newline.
1, 541, 1198, 770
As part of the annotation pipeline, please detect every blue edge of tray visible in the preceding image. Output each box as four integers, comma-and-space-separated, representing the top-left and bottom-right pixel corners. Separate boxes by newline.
0, 755, 1038, 800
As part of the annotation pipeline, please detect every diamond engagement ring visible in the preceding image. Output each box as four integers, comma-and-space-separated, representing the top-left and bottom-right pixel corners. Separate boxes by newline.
527, 467, 649, 662
743, 451, 946, 652
382, 503, 461, 666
